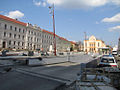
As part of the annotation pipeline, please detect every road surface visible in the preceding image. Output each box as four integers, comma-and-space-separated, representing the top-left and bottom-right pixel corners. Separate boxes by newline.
19, 55, 94, 81
0, 54, 95, 90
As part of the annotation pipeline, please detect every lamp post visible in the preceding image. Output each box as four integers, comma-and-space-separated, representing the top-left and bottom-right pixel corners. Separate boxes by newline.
49, 4, 56, 56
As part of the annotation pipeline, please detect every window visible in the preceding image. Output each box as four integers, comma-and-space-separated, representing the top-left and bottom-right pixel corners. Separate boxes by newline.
108, 59, 114, 63
4, 32, 6, 37
4, 24, 7, 29
89, 48, 91, 52
101, 58, 108, 63
19, 28, 21, 32
98, 42, 100, 47
23, 29, 25, 33
14, 41, 16, 45
28, 37, 30, 41
14, 34, 16, 38
9, 33, 12, 38
10, 26, 12, 30
18, 35, 20, 39
15, 27, 17, 31
31, 31, 33, 35
9, 41, 11, 45
92, 48, 93, 52
37, 38, 38, 42
28, 43, 29, 46
22, 36, 24, 39
22, 42, 24, 46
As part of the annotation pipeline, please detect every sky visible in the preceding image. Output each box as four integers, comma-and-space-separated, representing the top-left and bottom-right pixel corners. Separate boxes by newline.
0, 0, 120, 47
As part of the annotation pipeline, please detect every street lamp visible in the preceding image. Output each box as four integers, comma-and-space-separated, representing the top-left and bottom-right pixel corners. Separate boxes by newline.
49, 4, 56, 56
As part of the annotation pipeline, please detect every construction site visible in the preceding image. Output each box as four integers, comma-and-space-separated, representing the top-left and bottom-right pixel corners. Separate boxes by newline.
0, 53, 120, 90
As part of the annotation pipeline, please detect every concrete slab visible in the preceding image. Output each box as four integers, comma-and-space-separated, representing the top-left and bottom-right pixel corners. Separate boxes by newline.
20, 62, 81, 81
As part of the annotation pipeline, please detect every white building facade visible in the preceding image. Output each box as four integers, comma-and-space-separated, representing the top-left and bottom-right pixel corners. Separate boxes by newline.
0, 15, 27, 50
0, 15, 71, 52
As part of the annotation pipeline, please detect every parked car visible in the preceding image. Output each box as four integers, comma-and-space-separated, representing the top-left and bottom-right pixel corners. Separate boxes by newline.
112, 50, 117, 56
97, 55, 118, 68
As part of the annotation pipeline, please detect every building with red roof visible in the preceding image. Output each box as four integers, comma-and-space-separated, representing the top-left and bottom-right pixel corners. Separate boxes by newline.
0, 14, 72, 52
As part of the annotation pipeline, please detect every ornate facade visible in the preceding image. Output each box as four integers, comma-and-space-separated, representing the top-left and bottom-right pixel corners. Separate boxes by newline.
84, 35, 106, 53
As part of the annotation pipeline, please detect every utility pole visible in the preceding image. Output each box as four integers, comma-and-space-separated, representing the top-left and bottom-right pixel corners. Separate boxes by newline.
49, 4, 56, 56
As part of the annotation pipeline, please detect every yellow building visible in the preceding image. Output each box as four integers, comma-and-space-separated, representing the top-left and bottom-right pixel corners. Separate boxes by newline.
84, 35, 106, 53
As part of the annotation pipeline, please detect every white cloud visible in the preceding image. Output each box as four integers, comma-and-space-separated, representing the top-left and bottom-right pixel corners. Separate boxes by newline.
95, 21, 99, 24
33, 0, 41, 7
47, 0, 108, 9
102, 13, 120, 23
43, 2, 47, 7
33, 0, 47, 7
32, 0, 120, 9
46, 0, 120, 9
6, 10, 24, 19
109, 25, 120, 32
111, 0, 120, 5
